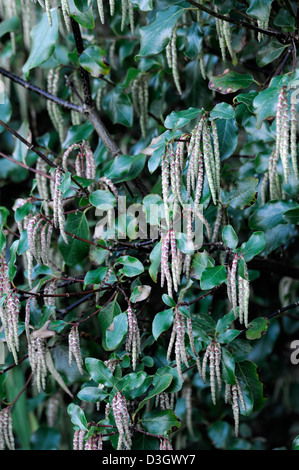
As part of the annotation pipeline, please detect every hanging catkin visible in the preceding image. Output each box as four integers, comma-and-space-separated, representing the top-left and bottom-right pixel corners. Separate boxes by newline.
214, 6, 235, 62
224, 379, 246, 436
132, 75, 149, 138
112, 392, 132, 450
228, 253, 250, 326
167, 27, 182, 94
125, 304, 141, 371
47, 69, 65, 145
202, 341, 222, 405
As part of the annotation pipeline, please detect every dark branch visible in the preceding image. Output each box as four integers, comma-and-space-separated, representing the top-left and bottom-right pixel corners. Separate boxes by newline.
0, 66, 84, 113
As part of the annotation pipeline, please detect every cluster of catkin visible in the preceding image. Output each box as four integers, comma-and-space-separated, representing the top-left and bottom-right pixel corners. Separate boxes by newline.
167, 307, 201, 383
131, 75, 149, 138
73, 430, 103, 450
27, 214, 54, 275
214, 6, 234, 62
0, 407, 14, 450
53, 168, 68, 244
41, 0, 71, 30
225, 379, 246, 437
36, 157, 50, 216
155, 392, 175, 410
25, 291, 55, 392
202, 340, 222, 405
161, 227, 182, 296
159, 437, 173, 450
227, 253, 250, 327
187, 116, 221, 207
112, 392, 132, 450
268, 86, 298, 200
62, 141, 96, 182
125, 304, 141, 371
28, 335, 48, 392
47, 68, 65, 145
257, 16, 269, 42
166, 27, 181, 94
0, 255, 20, 364
97, 0, 134, 33
68, 324, 84, 374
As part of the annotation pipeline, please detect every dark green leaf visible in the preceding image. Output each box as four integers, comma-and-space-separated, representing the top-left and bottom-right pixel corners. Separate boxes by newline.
209, 70, 255, 94
200, 265, 227, 290
142, 409, 181, 435
58, 212, 90, 267
246, 317, 270, 340
138, 5, 185, 57
22, 10, 59, 77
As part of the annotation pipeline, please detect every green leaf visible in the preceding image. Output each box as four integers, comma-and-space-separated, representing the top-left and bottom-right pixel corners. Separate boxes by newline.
15, 202, 32, 223
138, 5, 185, 57
62, 122, 94, 149
102, 87, 133, 127
215, 118, 238, 160
217, 329, 240, 343
184, 23, 203, 59
252, 75, 290, 128
89, 190, 116, 210
222, 225, 238, 249
292, 436, 299, 450
22, 10, 59, 77
0, 16, 19, 38
210, 103, 235, 120
283, 206, 299, 224
149, 241, 161, 282
142, 409, 181, 435
68, 0, 95, 28
209, 70, 255, 94
256, 40, 289, 68
98, 299, 122, 350
162, 294, 176, 307
0, 231, 5, 253
216, 310, 236, 334
190, 252, 214, 280
208, 421, 232, 449
8, 240, 19, 282
79, 46, 111, 77
36, 305, 56, 329
84, 267, 116, 288
0, 207, 9, 227
58, 172, 71, 195
103, 154, 146, 183
239, 231, 266, 262
200, 265, 227, 290
106, 312, 128, 350
85, 358, 116, 388
246, 0, 274, 21
246, 317, 270, 340
58, 212, 90, 267
164, 108, 202, 130
221, 348, 236, 385
131, 0, 154, 11
226, 177, 258, 210
116, 256, 144, 277
67, 404, 88, 431
237, 360, 266, 412
77, 387, 108, 403
249, 200, 296, 231
152, 308, 174, 340
74, 0, 90, 12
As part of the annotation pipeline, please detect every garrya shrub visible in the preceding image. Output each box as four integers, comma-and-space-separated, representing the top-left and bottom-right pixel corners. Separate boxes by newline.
0, 0, 299, 452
